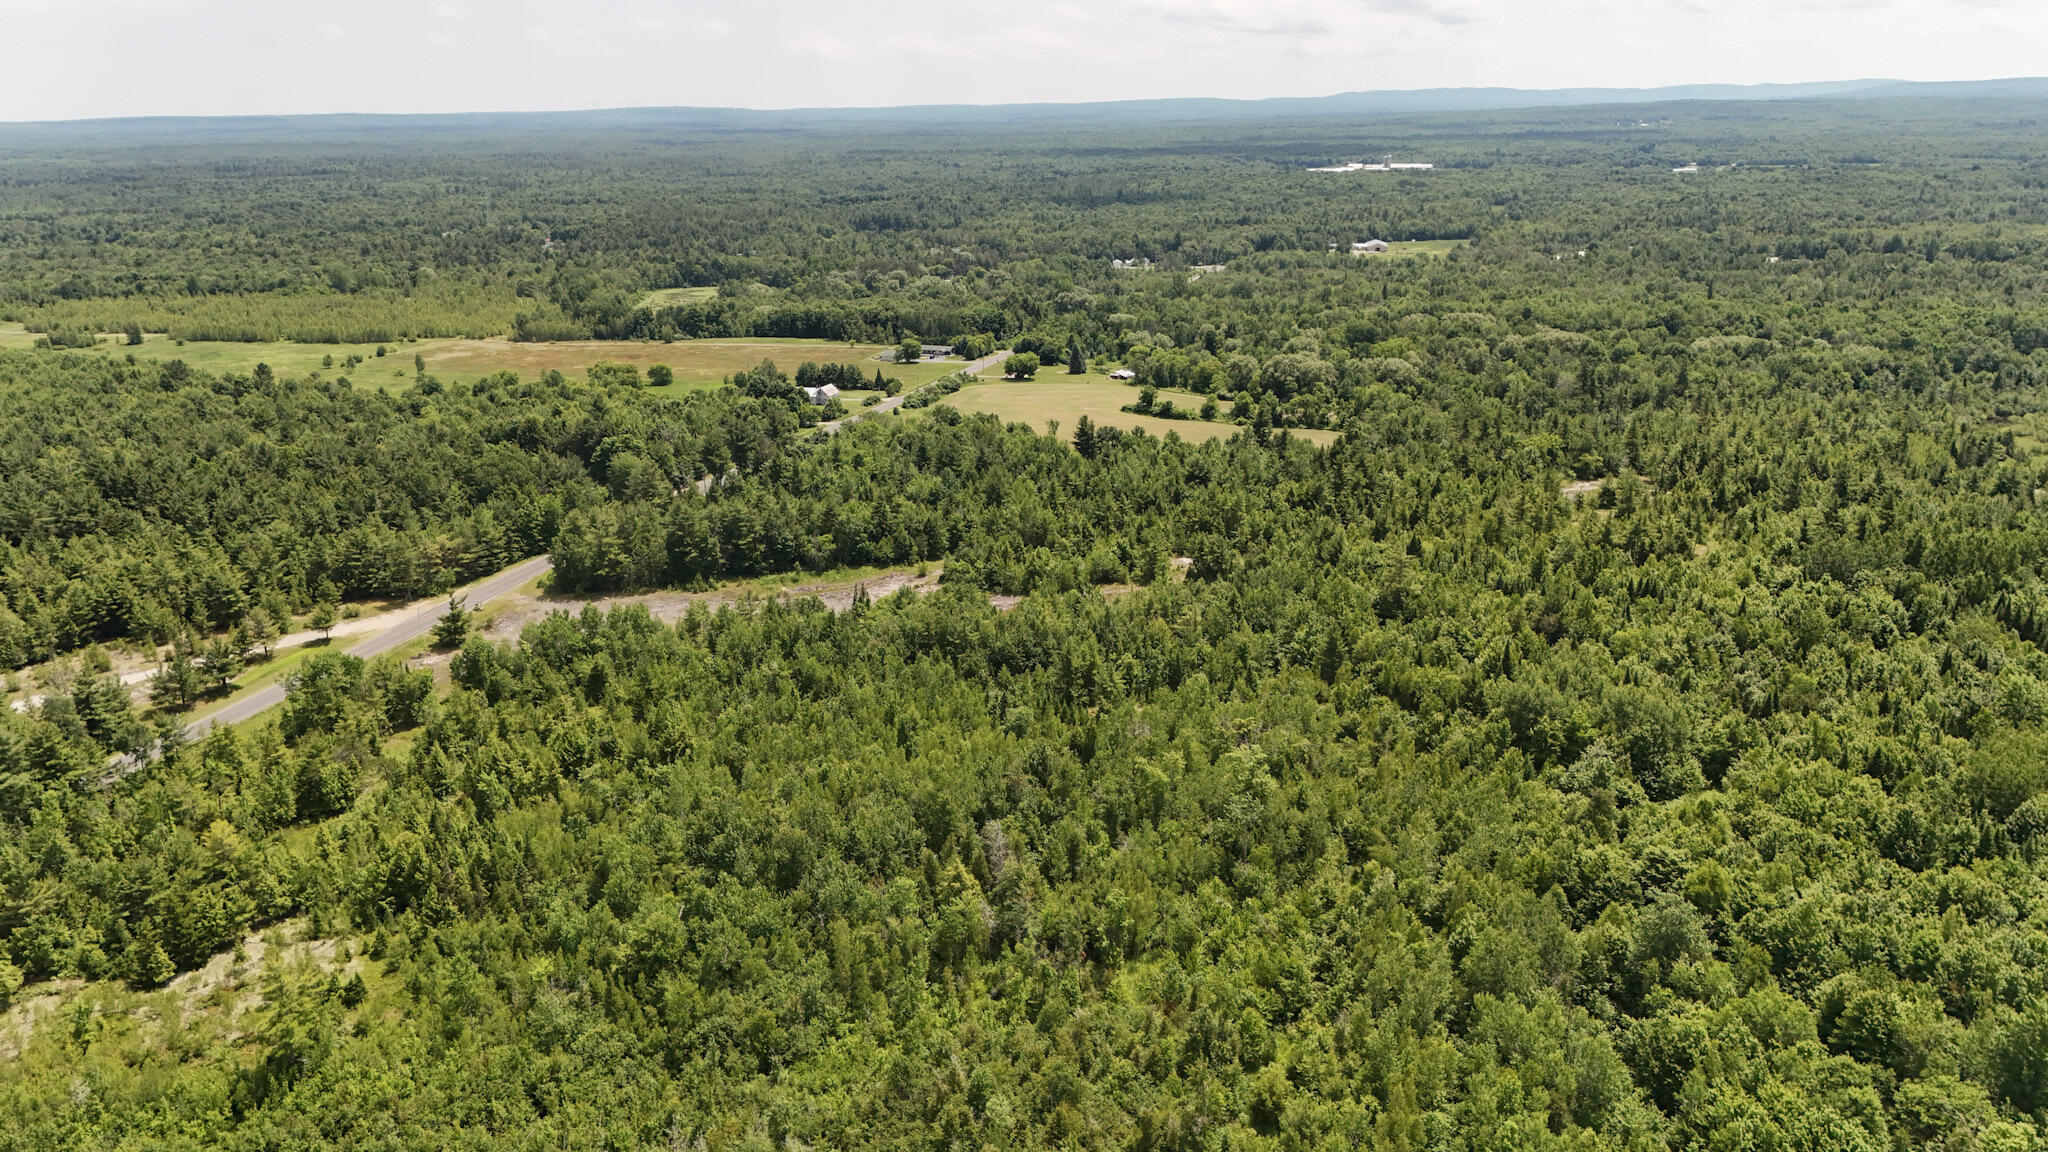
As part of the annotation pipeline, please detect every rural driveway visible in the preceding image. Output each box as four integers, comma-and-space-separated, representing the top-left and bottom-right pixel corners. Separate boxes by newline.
819, 350, 1008, 434
179, 554, 554, 744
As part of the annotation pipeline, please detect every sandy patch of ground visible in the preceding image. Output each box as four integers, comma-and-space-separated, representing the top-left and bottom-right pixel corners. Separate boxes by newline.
0, 982, 82, 1061
479, 568, 947, 641
164, 921, 355, 1028
0, 920, 358, 1059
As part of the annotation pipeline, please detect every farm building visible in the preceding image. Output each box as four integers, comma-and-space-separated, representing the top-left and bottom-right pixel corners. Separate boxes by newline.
1352, 239, 1391, 253
920, 345, 955, 359
802, 384, 841, 405
1108, 369, 1137, 381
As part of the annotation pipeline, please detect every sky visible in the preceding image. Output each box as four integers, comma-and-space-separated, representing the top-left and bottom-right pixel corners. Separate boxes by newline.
0, 0, 2040, 122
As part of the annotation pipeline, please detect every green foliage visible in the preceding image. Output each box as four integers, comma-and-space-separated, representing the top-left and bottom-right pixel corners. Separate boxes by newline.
430, 598, 471, 650
4, 95, 2048, 1151
586, 359, 642, 388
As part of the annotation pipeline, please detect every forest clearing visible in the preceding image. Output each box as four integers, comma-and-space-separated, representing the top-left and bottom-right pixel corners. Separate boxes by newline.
941, 371, 1342, 444
0, 324, 964, 391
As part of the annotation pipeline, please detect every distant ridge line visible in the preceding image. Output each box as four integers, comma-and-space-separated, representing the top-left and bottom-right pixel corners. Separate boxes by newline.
2, 77, 2044, 132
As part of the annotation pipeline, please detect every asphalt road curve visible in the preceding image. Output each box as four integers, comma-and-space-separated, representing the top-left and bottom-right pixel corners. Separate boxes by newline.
181, 554, 555, 744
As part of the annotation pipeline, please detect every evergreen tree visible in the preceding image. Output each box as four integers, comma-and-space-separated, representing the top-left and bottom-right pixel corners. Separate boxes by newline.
307, 602, 337, 643
431, 598, 471, 650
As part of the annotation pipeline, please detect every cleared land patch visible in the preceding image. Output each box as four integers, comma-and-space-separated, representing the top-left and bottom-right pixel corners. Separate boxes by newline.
636, 286, 719, 309
0, 329, 963, 393
1356, 239, 1470, 259
935, 371, 1340, 446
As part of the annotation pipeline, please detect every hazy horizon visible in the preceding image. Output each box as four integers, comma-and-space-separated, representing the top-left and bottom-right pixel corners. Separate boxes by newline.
0, 0, 2039, 123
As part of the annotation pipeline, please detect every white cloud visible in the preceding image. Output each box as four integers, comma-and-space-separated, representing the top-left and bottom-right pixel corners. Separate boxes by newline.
791, 31, 859, 60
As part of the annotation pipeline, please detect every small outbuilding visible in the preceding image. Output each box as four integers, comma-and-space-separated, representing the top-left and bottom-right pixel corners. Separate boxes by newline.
1108, 369, 1136, 381
1352, 239, 1391, 253
803, 383, 841, 405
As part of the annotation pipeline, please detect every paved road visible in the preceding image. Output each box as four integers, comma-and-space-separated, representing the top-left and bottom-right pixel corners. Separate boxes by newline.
108, 357, 1004, 766
180, 555, 555, 744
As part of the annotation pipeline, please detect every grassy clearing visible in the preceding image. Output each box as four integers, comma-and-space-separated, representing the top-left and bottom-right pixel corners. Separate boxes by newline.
637, 286, 718, 309
933, 370, 1340, 446
421, 337, 914, 391
2, 323, 1325, 443
1355, 239, 1469, 259
0, 329, 965, 394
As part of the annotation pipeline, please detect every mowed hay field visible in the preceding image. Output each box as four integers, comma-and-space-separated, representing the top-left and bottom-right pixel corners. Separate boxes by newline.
0, 326, 965, 393
636, 287, 719, 308
935, 370, 1340, 446
434, 339, 969, 395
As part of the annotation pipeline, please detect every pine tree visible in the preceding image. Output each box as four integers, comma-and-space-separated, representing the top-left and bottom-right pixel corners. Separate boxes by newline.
151, 652, 203, 711
308, 601, 337, 643
431, 598, 471, 649
136, 940, 176, 988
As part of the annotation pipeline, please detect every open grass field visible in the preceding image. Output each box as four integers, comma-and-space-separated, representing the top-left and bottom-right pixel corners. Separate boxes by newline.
636, 287, 719, 309
0, 325, 967, 394
423, 337, 905, 390
933, 369, 1340, 446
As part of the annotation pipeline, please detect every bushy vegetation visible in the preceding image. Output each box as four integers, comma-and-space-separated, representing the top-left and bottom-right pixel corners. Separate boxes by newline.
0, 354, 798, 665
3, 95, 2048, 1150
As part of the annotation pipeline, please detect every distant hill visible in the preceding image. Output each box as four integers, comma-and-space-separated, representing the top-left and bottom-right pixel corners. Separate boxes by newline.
2, 76, 2045, 137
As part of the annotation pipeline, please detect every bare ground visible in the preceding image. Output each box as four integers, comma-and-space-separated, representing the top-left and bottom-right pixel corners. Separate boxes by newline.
479, 567, 947, 642
0, 920, 358, 1059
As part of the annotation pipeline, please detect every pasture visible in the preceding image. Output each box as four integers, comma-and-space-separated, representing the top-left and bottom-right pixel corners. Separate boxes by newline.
0, 326, 966, 393
636, 287, 719, 309
934, 370, 1339, 446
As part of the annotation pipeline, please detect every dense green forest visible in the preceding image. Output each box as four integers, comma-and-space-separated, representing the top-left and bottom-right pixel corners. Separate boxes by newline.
0, 352, 812, 668
4, 94, 2048, 1149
